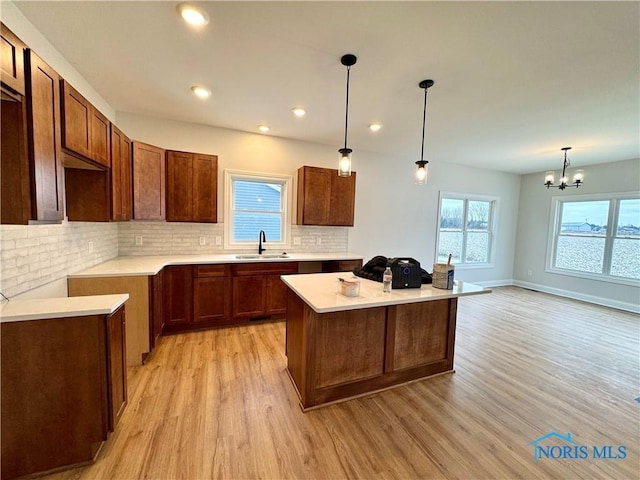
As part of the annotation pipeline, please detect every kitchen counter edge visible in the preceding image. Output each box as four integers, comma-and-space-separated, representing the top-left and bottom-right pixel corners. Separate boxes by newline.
0, 294, 129, 323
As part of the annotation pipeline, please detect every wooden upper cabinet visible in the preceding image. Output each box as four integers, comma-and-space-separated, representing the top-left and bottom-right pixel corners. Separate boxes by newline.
192, 154, 217, 222
297, 166, 356, 226
1, 23, 26, 97
132, 141, 165, 220
110, 125, 132, 221
60, 80, 110, 168
25, 50, 64, 222
166, 150, 217, 223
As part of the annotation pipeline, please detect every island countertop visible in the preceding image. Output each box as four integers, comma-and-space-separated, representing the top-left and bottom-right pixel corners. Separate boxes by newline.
0, 294, 129, 323
68, 253, 365, 278
281, 272, 490, 313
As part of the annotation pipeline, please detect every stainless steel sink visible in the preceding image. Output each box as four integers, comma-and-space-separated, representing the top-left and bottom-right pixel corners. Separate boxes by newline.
235, 254, 290, 259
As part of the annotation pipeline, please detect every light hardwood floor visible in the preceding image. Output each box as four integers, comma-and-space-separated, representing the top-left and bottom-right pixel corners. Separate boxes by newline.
43, 287, 639, 479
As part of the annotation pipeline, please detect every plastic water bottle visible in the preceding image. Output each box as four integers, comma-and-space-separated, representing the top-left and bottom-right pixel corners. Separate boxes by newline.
383, 267, 392, 293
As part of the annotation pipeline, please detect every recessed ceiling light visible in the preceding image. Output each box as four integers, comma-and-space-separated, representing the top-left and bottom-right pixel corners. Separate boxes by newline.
369, 123, 382, 132
292, 107, 306, 118
258, 125, 270, 133
191, 85, 211, 99
177, 3, 209, 27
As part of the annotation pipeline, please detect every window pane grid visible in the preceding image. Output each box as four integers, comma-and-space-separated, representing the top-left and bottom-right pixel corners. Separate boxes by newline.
437, 196, 495, 266
551, 195, 640, 282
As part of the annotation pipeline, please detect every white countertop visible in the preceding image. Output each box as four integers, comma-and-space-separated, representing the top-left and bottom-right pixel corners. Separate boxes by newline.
68, 253, 364, 278
281, 272, 490, 313
0, 294, 129, 323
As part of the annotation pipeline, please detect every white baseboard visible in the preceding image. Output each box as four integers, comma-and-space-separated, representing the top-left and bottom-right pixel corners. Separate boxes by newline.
472, 279, 514, 288
512, 279, 640, 314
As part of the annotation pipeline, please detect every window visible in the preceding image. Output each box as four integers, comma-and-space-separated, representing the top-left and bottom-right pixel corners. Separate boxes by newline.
436, 193, 498, 267
224, 170, 292, 249
547, 193, 640, 284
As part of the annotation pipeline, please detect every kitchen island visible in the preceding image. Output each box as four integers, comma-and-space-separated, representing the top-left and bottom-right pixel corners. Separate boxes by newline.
281, 272, 490, 410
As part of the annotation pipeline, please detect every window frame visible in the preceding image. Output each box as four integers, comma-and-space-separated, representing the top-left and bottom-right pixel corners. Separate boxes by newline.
545, 191, 640, 286
223, 169, 293, 250
435, 192, 499, 269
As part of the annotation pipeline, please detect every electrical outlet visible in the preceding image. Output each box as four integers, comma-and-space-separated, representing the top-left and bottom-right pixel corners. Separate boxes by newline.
317, 237, 322, 245
293, 236, 301, 246
88, 241, 94, 253
135, 235, 143, 246
527, 269, 533, 276
199, 236, 206, 246
215, 236, 222, 246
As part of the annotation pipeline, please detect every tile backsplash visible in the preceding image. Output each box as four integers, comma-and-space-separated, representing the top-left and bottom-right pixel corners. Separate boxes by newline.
0, 222, 118, 298
118, 222, 348, 255
1, 221, 348, 298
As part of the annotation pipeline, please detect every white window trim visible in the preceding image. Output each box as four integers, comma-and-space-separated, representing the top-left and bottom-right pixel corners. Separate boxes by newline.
545, 191, 640, 287
223, 169, 293, 251
435, 191, 499, 269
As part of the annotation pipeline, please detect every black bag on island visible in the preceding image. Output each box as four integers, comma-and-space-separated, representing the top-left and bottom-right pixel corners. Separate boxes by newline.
353, 256, 433, 286
387, 258, 422, 289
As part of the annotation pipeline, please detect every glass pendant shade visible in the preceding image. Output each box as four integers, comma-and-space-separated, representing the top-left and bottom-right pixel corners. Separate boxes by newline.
573, 169, 584, 184
338, 148, 352, 177
544, 171, 555, 186
415, 161, 428, 185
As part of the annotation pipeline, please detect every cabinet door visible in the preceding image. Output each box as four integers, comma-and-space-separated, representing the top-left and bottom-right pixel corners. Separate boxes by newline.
166, 150, 193, 222
1, 23, 26, 96
25, 51, 63, 222
1, 96, 31, 224
60, 80, 92, 159
149, 271, 164, 349
106, 306, 127, 431
110, 125, 132, 221
194, 277, 231, 325
297, 166, 330, 225
91, 108, 110, 168
192, 154, 217, 223
132, 141, 165, 220
329, 172, 356, 226
232, 276, 266, 318
266, 275, 288, 315
163, 266, 193, 326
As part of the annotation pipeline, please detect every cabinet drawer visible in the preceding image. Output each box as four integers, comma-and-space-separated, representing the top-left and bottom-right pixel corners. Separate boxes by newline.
232, 262, 298, 276
194, 264, 228, 277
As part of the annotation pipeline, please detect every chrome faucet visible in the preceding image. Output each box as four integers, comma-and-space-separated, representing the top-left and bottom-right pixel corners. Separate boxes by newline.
258, 230, 266, 254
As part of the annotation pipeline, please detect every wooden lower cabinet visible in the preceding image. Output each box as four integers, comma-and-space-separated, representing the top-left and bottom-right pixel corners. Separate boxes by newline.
163, 265, 193, 329
0, 307, 127, 480
163, 264, 232, 333
232, 262, 299, 320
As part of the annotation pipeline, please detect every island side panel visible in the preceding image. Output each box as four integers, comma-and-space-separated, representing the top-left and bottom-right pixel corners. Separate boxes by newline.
68, 276, 149, 366
285, 288, 306, 399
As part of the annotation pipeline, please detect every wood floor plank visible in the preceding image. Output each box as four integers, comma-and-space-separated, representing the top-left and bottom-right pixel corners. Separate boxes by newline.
38, 287, 639, 480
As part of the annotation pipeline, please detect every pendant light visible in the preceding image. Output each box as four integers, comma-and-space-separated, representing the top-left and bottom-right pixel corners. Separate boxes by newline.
544, 147, 584, 190
416, 80, 435, 185
415, 79, 435, 185
338, 54, 357, 177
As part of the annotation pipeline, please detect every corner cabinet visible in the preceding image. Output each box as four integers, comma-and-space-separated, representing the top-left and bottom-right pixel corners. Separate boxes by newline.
297, 166, 356, 226
0, 307, 127, 480
132, 141, 166, 220
166, 150, 217, 223
1, 48, 64, 224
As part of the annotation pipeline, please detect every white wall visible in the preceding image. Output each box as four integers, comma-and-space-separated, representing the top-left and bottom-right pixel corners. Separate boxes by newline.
118, 112, 521, 285
514, 158, 640, 312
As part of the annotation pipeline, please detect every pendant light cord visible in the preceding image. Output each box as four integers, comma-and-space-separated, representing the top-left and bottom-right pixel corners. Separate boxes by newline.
343, 65, 351, 149
420, 86, 428, 161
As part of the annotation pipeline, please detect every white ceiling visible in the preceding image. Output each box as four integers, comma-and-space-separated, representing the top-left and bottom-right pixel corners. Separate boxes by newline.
14, 1, 640, 174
